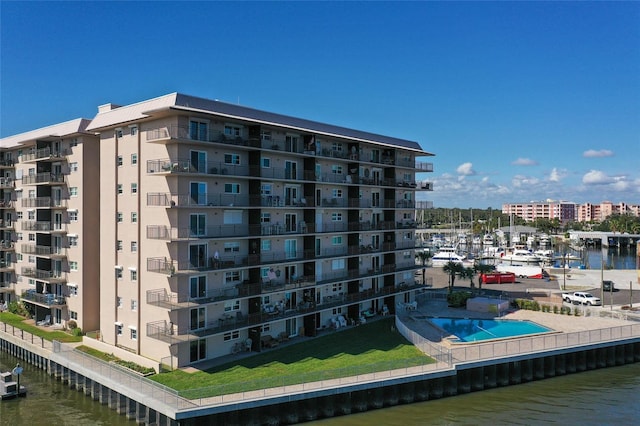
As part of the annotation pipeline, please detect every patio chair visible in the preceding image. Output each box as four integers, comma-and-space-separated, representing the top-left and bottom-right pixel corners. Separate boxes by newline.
37, 314, 51, 326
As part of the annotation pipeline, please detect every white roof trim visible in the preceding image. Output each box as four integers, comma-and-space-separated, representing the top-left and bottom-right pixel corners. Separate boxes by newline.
66, 282, 78, 288
128, 267, 137, 271
114, 265, 123, 269
114, 321, 123, 326
128, 325, 137, 330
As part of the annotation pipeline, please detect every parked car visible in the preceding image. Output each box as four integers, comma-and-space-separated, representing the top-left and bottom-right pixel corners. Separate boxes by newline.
602, 280, 619, 292
562, 291, 602, 306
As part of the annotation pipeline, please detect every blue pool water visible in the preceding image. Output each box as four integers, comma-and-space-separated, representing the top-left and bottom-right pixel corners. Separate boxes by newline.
429, 317, 553, 342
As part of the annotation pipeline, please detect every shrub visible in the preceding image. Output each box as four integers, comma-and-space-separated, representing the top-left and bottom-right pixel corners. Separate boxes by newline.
8, 301, 29, 317
67, 319, 78, 329
447, 291, 473, 308
553, 305, 559, 314
72, 327, 83, 337
573, 307, 581, 316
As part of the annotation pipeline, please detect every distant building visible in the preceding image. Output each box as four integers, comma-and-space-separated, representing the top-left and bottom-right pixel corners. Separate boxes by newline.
503, 200, 640, 223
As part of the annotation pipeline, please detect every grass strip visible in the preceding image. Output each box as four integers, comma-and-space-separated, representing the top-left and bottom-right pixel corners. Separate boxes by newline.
151, 318, 434, 398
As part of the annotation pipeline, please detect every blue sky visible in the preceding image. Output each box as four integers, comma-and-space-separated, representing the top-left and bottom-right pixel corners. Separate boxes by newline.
1, 1, 638, 209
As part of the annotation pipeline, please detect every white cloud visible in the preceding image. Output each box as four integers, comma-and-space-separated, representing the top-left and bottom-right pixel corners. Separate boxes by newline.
583, 149, 614, 158
511, 157, 538, 166
548, 167, 567, 182
456, 162, 476, 176
582, 170, 614, 185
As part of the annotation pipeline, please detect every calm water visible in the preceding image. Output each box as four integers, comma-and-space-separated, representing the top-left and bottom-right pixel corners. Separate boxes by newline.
308, 363, 640, 426
0, 351, 133, 426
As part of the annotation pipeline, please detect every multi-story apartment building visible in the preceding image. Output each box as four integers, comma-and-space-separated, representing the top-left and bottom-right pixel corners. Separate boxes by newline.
502, 201, 577, 224
505, 201, 640, 224
0, 119, 101, 332
84, 93, 433, 367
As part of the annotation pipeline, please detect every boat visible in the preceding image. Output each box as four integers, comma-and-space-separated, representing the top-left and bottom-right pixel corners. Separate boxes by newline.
431, 246, 468, 266
482, 234, 494, 246
499, 248, 542, 264
1, 368, 26, 400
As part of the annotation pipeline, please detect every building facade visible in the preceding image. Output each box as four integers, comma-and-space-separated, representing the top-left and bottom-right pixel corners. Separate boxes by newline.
0, 120, 101, 332
67, 93, 433, 367
504, 201, 640, 224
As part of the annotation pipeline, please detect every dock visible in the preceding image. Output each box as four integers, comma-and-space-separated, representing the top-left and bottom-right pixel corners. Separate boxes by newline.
0, 370, 27, 400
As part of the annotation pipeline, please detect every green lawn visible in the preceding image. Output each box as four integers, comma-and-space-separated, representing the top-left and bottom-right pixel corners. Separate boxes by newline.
0, 312, 82, 343
150, 318, 434, 399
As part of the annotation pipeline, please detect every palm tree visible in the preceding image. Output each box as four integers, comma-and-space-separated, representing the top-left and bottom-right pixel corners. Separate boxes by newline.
443, 261, 464, 292
474, 263, 495, 291
414, 250, 433, 285
461, 266, 476, 290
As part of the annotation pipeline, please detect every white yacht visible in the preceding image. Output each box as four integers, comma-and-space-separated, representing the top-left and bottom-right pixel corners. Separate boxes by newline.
500, 248, 541, 264
431, 246, 467, 266
482, 234, 494, 246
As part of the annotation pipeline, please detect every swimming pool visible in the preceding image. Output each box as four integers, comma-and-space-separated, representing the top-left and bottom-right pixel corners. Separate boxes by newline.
428, 317, 553, 342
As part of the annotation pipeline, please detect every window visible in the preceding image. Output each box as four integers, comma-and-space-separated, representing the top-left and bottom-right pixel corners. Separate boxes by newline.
131, 153, 138, 165
70, 261, 78, 271
116, 128, 123, 138
261, 130, 271, 141
224, 299, 240, 312
331, 212, 343, 221
131, 183, 137, 194
224, 242, 240, 253
261, 157, 271, 168
223, 210, 242, 224
332, 188, 343, 198
116, 212, 123, 222
223, 330, 240, 341
224, 125, 241, 138
69, 211, 78, 222
130, 270, 137, 281
70, 311, 78, 320
261, 240, 271, 251
331, 165, 343, 174
117, 156, 123, 166
224, 154, 240, 165
28, 233, 35, 242
70, 139, 78, 147
260, 183, 272, 195
131, 299, 137, 311
67, 235, 77, 247
116, 324, 123, 335
131, 212, 137, 223
117, 297, 123, 308
190, 276, 206, 299
115, 268, 123, 279
190, 213, 206, 236
16, 212, 23, 220
70, 187, 78, 197
117, 184, 123, 194
331, 142, 343, 152
131, 241, 137, 252
28, 210, 35, 220
224, 183, 240, 194
70, 162, 78, 172
189, 119, 209, 141
130, 126, 138, 136
331, 258, 345, 270
69, 286, 78, 297
260, 213, 271, 223
130, 328, 137, 340
261, 323, 271, 333
28, 255, 35, 263
332, 236, 343, 245
116, 240, 123, 251
225, 271, 240, 283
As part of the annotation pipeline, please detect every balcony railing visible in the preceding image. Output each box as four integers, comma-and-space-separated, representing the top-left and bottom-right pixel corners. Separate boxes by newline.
415, 161, 434, 172
21, 289, 66, 306
0, 178, 14, 189
21, 197, 67, 208
21, 147, 70, 162
20, 267, 66, 282
146, 280, 423, 342
21, 173, 65, 185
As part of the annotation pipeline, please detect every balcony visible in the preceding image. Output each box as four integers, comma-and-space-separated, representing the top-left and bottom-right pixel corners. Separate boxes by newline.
0, 241, 14, 251
0, 178, 14, 189
0, 220, 14, 230
415, 161, 434, 172
21, 221, 66, 232
145, 125, 253, 147
145, 280, 422, 343
147, 224, 249, 240
20, 267, 66, 283
0, 200, 14, 209
21, 197, 67, 208
0, 159, 15, 168
21, 173, 65, 185
21, 289, 66, 307
147, 254, 250, 276
0, 259, 14, 271
20, 147, 70, 162
415, 200, 434, 209
147, 192, 249, 208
